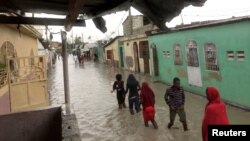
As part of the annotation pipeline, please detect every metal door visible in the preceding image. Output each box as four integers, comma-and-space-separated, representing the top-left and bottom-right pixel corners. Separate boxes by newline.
133, 42, 140, 73
186, 40, 202, 87
8, 56, 48, 112
119, 47, 124, 68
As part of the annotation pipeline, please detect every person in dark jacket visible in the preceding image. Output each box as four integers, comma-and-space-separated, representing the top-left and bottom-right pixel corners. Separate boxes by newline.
112, 74, 126, 109
125, 74, 141, 115
140, 82, 158, 129
202, 86, 229, 141
164, 77, 188, 131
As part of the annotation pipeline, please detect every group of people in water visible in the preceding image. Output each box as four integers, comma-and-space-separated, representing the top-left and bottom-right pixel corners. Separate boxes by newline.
112, 74, 229, 141
72, 48, 98, 65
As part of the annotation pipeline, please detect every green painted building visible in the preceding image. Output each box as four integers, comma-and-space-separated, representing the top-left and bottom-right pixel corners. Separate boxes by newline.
148, 17, 250, 110
97, 42, 105, 63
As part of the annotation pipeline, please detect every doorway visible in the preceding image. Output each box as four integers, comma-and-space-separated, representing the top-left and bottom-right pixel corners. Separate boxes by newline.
133, 42, 140, 73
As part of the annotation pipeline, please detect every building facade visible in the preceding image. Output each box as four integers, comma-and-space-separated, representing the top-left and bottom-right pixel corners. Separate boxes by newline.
104, 36, 124, 67
121, 15, 157, 74
148, 17, 250, 109
0, 24, 48, 115
122, 35, 150, 73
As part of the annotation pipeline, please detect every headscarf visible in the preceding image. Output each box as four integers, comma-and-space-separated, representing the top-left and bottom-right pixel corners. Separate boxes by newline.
127, 74, 137, 86
205, 86, 221, 108
140, 82, 155, 108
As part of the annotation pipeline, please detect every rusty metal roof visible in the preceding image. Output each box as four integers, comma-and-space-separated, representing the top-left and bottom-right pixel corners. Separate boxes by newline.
0, 0, 206, 32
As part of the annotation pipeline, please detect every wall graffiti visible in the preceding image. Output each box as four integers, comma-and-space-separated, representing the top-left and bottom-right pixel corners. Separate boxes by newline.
125, 56, 134, 68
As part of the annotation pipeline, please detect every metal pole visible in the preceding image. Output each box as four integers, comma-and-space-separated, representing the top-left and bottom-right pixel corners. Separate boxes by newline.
61, 31, 71, 114
129, 7, 133, 35
180, 14, 184, 26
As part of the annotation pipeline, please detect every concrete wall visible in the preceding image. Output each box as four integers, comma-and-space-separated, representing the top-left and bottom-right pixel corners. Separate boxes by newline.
123, 17, 133, 36
0, 25, 39, 58
132, 16, 143, 29
148, 21, 250, 109
104, 39, 121, 67
0, 107, 62, 141
123, 36, 148, 73
133, 24, 156, 36
0, 25, 42, 115
0, 85, 10, 115
123, 16, 145, 36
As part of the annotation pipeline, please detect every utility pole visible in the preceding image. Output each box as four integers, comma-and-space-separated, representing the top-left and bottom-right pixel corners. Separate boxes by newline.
81, 33, 84, 43
180, 14, 184, 26
61, 31, 71, 114
71, 29, 74, 48
45, 25, 48, 41
129, 7, 133, 35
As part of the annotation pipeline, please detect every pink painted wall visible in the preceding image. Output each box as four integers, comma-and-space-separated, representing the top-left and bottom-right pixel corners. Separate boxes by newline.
0, 92, 10, 115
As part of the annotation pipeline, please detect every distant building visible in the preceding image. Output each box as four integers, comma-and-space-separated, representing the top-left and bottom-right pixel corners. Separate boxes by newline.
122, 15, 158, 36
103, 36, 124, 67
121, 15, 157, 73
49, 41, 61, 49
96, 40, 107, 63
84, 43, 98, 60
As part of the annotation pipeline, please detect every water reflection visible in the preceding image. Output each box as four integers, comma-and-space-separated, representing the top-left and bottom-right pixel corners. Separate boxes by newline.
48, 58, 250, 141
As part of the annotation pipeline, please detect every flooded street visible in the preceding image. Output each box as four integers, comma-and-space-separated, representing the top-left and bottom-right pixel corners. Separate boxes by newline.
48, 57, 250, 141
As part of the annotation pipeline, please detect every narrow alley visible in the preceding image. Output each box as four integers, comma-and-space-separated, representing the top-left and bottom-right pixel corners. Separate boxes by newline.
48, 57, 250, 141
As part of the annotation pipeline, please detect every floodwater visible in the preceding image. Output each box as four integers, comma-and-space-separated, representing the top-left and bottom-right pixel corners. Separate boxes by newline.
48, 56, 250, 141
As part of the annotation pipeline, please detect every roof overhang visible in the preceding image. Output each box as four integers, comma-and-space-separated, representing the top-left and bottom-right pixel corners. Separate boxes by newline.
0, 0, 206, 32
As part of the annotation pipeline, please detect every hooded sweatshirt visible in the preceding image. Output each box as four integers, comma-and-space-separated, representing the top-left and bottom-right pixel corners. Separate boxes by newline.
202, 86, 229, 141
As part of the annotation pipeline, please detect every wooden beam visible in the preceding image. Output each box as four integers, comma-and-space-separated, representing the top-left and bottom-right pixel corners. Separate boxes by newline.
0, 16, 86, 26
65, 0, 85, 31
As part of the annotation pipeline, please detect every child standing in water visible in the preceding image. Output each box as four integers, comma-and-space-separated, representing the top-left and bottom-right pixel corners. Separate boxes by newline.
140, 82, 158, 129
111, 74, 126, 109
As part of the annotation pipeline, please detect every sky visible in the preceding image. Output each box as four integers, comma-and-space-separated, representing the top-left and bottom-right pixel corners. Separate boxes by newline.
34, 0, 250, 43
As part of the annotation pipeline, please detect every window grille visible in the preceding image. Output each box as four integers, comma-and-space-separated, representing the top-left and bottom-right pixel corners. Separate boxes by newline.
186, 40, 199, 67
204, 43, 219, 71
174, 44, 182, 65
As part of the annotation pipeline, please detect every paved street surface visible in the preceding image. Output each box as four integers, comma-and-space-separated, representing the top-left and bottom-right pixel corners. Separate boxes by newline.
48, 56, 250, 141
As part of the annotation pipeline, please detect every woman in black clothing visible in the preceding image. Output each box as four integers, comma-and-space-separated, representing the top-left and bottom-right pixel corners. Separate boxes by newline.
125, 74, 141, 115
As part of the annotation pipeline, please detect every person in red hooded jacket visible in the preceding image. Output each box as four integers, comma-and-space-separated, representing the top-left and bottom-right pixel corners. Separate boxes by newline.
202, 86, 229, 141
140, 82, 158, 129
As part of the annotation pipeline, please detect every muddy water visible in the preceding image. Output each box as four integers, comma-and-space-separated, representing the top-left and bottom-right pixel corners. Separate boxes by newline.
48, 57, 250, 141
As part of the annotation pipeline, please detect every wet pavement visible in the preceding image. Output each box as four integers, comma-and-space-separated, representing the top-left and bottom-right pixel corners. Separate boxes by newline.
48, 56, 250, 141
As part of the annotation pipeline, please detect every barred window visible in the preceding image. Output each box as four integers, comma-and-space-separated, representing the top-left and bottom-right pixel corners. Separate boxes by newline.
0, 41, 17, 64
186, 40, 199, 67
174, 44, 182, 65
204, 43, 219, 71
